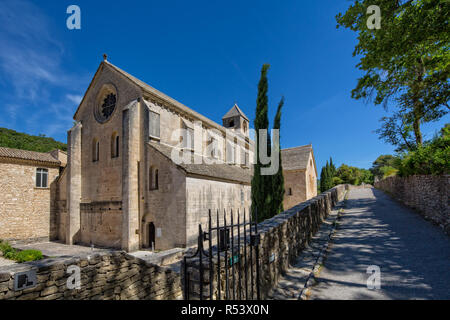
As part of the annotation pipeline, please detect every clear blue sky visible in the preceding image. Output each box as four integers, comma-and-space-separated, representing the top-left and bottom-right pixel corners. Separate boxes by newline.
0, 0, 447, 170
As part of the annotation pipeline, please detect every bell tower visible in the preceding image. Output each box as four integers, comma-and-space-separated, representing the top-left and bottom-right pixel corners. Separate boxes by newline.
222, 104, 249, 136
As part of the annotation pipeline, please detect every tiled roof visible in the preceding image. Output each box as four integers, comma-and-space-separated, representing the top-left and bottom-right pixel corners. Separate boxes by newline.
148, 141, 252, 184
222, 104, 249, 121
281, 145, 313, 171
0, 147, 60, 165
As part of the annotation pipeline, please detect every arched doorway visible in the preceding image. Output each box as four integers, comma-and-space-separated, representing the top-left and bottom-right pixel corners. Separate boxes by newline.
148, 222, 155, 250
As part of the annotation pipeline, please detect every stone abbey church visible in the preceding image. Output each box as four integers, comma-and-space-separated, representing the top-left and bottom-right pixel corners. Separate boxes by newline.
0, 58, 317, 252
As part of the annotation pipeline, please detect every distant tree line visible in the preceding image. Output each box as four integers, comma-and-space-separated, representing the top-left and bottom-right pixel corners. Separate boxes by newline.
319, 157, 374, 193
0, 128, 67, 153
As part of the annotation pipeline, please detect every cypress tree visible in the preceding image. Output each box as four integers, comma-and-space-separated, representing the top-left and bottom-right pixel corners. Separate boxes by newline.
330, 157, 336, 177
271, 97, 285, 216
251, 64, 271, 222
320, 166, 327, 193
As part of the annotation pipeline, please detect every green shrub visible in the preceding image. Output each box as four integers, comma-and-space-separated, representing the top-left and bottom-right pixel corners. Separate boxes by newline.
0, 240, 15, 256
397, 125, 450, 177
0, 240, 43, 262
14, 250, 43, 263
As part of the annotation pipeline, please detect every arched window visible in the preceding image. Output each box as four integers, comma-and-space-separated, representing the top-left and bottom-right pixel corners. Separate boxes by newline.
154, 169, 159, 190
92, 138, 99, 162
111, 133, 119, 158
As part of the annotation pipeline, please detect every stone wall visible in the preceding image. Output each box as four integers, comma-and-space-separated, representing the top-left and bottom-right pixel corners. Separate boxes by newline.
144, 144, 187, 251
283, 169, 307, 210
0, 251, 181, 300
183, 184, 348, 299
0, 161, 60, 241
185, 177, 251, 248
79, 201, 123, 248
375, 175, 449, 235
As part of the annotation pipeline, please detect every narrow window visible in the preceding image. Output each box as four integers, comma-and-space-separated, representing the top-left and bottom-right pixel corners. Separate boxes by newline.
226, 141, 236, 164
115, 135, 120, 157
210, 137, 218, 159
183, 127, 194, 150
36, 168, 48, 188
149, 111, 160, 138
288, 188, 293, 196
111, 133, 120, 158
149, 169, 153, 191
93, 139, 99, 162
149, 167, 159, 190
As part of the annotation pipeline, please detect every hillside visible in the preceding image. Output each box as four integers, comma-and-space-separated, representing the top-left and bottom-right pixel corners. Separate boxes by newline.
0, 128, 67, 153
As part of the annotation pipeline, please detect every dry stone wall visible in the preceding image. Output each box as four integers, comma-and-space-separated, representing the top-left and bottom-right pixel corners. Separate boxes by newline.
375, 175, 449, 235
0, 251, 181, 300
183, 184, 348, 299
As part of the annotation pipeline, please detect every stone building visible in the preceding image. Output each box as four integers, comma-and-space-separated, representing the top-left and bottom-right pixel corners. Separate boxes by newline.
0, 147, 66, 242
63, 57, 253, 251
281, 145, 318, 210
0, 57, 318, 253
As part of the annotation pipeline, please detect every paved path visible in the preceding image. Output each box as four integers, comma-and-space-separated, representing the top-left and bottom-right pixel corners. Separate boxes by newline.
309, 188, 450, 300
14, 241, 112, 258
268, 205, 342, 300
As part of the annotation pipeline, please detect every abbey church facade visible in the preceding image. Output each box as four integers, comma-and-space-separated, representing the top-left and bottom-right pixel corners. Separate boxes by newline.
0, 57, 317, 252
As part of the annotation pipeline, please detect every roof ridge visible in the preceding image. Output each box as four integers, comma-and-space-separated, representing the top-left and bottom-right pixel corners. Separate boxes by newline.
282, 144, 312, 151
0, 146, 61, 165
103, 61, 232, 133
222, 104, 249, 121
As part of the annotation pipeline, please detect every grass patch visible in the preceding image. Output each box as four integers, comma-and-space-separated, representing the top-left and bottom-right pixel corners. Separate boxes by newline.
0, 240, 43, 263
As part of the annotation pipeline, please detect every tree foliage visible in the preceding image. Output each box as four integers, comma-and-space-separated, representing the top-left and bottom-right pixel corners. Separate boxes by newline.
337, 0, 449, 149
271, 97, 285, 216
0, 127, 67, 152
396, 123, 450, 176
370, 154, 400, 180
251, 64, 285, 222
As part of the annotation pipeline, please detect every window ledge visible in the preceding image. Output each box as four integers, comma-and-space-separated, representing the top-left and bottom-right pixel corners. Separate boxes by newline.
34, 187, 50, 190
149, 135, 161, 141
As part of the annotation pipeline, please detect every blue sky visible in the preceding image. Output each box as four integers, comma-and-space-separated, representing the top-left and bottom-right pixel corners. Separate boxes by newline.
0, 0, 447, 170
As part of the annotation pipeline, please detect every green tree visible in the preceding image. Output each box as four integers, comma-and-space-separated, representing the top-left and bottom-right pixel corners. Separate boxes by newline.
0, 127, 67, 152
329, 157, 336, 177
397, 124, 450, 176
320, 166, 328, 193
337, 0, 449, 148
370, 154, 399, 179
251, 64, 272, 222
271, 97, 285, 216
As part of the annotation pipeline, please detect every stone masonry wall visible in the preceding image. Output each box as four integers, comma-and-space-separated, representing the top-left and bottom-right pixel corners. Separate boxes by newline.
0, 251, 181, 300
183, 184, 348, 299
0, 161, 60, 242
375, 175, 449, 235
